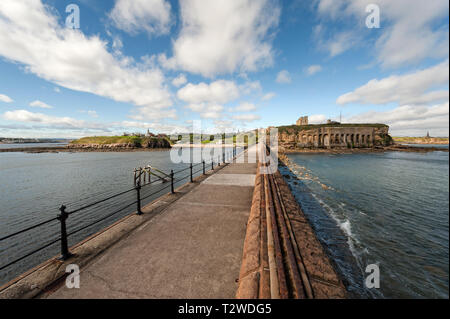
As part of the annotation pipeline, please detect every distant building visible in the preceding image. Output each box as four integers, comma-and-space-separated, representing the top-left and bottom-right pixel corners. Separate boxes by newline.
327, 119, 341, 125
426, 131, 431, 138
296, 116, 309, 126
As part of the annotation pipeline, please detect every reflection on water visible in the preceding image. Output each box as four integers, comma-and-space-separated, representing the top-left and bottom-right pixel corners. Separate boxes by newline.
285, 150, 449, 298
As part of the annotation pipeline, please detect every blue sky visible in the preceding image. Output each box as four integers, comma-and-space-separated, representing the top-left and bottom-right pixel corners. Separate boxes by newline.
0, 0, 448, 138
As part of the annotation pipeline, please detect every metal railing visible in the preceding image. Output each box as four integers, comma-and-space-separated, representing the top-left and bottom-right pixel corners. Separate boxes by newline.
0, 146, 243, 277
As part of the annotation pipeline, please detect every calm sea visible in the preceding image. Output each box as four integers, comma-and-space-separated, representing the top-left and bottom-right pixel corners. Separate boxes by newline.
0, 142, 68, 149
0, 148, 236, 285
284, 149, 449, 298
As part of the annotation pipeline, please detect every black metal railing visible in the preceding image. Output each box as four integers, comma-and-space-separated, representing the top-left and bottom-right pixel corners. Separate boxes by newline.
0, 146, 244, 281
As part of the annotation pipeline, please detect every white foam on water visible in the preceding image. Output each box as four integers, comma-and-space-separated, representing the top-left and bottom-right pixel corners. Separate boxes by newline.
341, 220, 352, 237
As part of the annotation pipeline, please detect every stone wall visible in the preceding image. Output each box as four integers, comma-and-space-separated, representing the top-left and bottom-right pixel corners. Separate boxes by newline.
278, 125, 391, 149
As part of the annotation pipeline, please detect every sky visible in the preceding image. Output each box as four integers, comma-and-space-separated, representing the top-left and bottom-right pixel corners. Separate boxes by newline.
0, 0, 448, 138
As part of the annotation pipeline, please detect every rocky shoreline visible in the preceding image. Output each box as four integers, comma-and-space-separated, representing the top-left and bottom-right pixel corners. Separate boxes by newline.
281, 144, 448, 155
0, 144, 172, 153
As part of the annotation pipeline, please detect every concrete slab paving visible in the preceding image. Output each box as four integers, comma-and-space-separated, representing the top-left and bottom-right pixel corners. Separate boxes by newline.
202, 174, 256, 187
43, 148, 258, 299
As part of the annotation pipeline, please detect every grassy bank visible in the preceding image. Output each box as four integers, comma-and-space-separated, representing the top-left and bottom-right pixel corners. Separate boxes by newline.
393, 136, 449, 144
70, 136, 172, 148
70, 136, 143, 145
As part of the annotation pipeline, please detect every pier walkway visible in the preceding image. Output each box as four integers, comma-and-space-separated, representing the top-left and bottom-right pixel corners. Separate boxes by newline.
42, 147, 258, 299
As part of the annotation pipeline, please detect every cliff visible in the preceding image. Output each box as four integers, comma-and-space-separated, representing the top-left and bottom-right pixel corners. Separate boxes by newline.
277, 123, 392, 150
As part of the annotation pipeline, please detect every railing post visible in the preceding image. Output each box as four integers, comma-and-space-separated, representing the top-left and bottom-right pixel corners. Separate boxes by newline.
136, 183, 142, 215
190, 163, 193, 183
57, 205, 71, 260
218, 156, 220, 166
203, 160, 206, 175
170, 169, 175, 193
212, 160, 214, 171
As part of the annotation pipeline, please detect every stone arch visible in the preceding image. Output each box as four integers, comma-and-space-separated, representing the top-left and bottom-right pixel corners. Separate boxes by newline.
323, 134, 330, 147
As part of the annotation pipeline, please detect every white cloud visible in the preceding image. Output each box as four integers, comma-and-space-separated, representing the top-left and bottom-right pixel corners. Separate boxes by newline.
80, 110, 99, 118
232, 114, 261, 122
3, 110, 86, 128
53, 87, 61, 93
129, 107, 177, 121
308, 114, 327, 124
0, 94, 13, 103
159, 0, 280, 77
305, 64, 323, 76
172, 74, 187, 87
0, 0, 173, 121
177, 80, 240, 105
29, 100, 54, 109
315, 0, 449, 67
1, 109, 184, 137
337, 61, 449, 106
230, 102, 257, 112
347, 103, 449, 136
306, 104, 449, 136
261, 92, 276, 101
184, 103, 224, 119
109, 0, 172, 36
276, 70, 291, 84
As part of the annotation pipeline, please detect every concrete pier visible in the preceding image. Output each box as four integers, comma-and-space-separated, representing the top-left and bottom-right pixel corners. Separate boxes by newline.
41, 148, 258, 299
0, 145, 347, 299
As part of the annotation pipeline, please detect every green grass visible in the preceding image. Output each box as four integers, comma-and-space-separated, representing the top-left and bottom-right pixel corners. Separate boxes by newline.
393, 136, 449, 143
70, 136, 143, 145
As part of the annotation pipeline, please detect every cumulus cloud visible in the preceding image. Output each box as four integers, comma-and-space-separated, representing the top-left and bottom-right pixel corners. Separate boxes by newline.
159, 0, 280, 77
314, 0, 449, 67
0, 0, 173, 121
308, 114, 327, 124
232, 114, 261, 122
172, 74, 187, 87
337, 61, 449, 106
305, 64, 323, 76
0, 94, 13, 103
276, 70, 291, 84
109, 0, 172, 36
3, 110, 86, 128
177, 80, 240, 105
230, 102, 257, 112
2, 109, 185, 137
348, 103, 449, 136
29, 100, 54, 109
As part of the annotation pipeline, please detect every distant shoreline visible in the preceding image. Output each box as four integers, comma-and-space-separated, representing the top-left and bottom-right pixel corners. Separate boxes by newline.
392, 137, 449, 145
0, 144, 241, 153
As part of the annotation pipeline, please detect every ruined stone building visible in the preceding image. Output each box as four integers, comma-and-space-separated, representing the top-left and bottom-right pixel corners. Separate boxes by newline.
278, 121, 391, 149
296, 116, 309, 126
